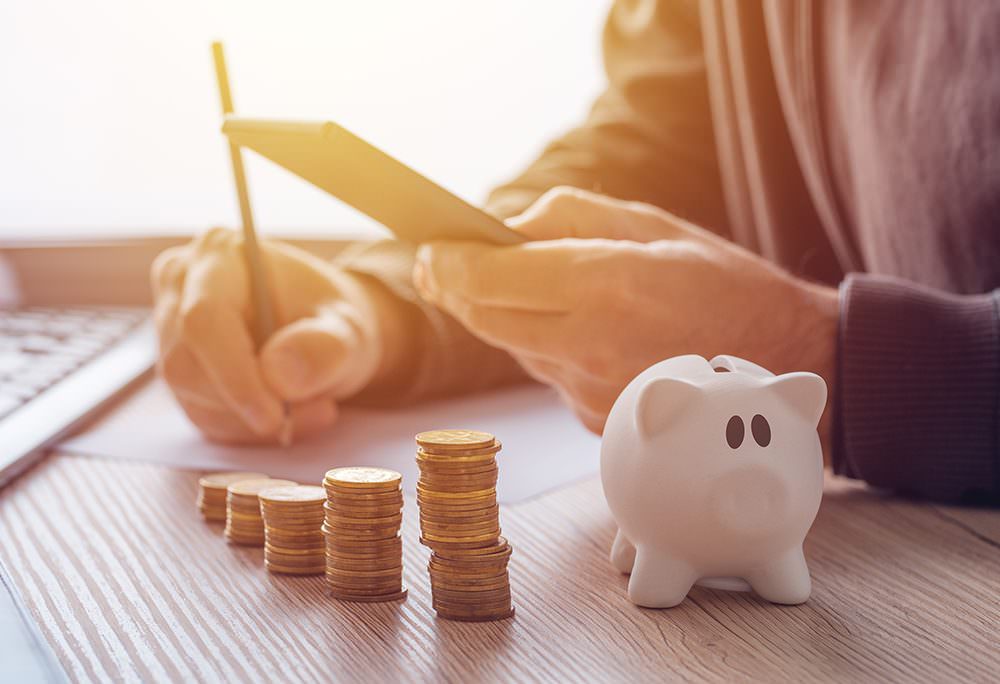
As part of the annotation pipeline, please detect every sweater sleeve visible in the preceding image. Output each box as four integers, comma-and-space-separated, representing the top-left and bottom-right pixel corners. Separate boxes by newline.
332, 0, 727, 405
833, 274, 1000, 503
333, 240, 529, 407
485, 0, 727, 236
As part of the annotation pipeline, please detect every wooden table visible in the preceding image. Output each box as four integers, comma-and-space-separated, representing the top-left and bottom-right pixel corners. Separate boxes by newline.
1, 454, 997, 683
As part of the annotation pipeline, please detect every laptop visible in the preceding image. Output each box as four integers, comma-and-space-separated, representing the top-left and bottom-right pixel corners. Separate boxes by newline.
0, 305, 156, 488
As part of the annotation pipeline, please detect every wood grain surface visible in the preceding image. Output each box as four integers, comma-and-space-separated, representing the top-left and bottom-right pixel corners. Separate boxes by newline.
0, 454, 997, 683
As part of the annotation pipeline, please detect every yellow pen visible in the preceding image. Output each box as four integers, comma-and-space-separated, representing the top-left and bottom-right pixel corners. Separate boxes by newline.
211, 41, 292, 446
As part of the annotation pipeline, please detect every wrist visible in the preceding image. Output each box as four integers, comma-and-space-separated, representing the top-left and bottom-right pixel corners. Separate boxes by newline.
793, 281, 839, 464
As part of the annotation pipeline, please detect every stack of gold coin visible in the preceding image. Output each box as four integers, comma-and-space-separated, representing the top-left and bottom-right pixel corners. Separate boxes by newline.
415, 429, 514, 621
259, 485, 327, 575
225, 478, 296, 546
322, 467, 406, 602
197, 471, 267, 521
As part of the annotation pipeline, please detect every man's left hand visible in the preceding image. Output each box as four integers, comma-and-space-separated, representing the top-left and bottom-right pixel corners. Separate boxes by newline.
414, 187, 838, 440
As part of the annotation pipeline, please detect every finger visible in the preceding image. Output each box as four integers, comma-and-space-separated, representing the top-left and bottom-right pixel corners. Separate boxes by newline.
507, 185, 695, 243
179, 396, 338, 445
518, 358, 617, 435
150, 246, 190, 297
153, 286, 183, 351
517, 357, 610, 435
435, 297, 568, 360
159, 344, 230, 411
179, 294, 283, 437
259, 305, 378, 402
415, 240, 587, 311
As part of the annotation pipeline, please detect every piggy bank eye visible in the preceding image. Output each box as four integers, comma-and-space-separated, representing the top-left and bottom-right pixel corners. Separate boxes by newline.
751, 414, 771, 447
726, 416, 744, 449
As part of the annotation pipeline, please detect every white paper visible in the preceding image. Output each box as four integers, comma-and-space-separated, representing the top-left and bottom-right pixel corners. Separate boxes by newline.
60, 379, 601, 503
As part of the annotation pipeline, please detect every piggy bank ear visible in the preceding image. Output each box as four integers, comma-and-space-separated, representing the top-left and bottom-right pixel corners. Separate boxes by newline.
634, 377, 700, 440
765, 372, 828, 427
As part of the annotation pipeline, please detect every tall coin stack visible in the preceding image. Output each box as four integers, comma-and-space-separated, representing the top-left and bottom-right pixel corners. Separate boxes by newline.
259, 485, 327, 575
197, 472, 266, 521
415, 429, 514, 622
322, 467, 407, 603
225, 478, 296, 546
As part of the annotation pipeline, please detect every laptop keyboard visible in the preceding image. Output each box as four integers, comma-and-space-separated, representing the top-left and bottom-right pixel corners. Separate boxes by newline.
0, 307, 149, 420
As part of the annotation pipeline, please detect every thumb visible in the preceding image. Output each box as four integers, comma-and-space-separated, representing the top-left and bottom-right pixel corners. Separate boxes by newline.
259, 307, 379, 402
507, 185, 690, 243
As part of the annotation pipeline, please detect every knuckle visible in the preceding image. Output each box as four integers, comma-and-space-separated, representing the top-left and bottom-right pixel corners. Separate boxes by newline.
150, 248, 185, 290
194, 227, 236, 251
541, 185, 583, 212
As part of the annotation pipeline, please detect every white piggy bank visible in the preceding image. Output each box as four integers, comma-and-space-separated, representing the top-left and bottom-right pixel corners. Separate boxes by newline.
601, 354, 826, 608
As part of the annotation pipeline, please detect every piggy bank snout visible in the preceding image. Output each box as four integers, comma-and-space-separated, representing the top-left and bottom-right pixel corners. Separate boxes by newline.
708, 467, 791, 537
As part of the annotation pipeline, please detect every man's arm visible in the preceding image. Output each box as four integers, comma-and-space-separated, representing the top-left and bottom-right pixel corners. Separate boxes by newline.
340, 0, 728, 404
834, 276, 1000, 503
486, 0, 726, 235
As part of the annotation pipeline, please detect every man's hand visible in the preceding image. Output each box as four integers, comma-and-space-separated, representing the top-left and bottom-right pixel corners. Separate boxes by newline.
151, 229, 402, 444
414, 187, 838, 444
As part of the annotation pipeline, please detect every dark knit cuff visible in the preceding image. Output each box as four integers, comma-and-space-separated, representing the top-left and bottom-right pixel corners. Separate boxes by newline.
833, 274, 999, 503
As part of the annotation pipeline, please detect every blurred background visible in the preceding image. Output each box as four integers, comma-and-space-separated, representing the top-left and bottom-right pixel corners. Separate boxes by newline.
0, 0, 609, 240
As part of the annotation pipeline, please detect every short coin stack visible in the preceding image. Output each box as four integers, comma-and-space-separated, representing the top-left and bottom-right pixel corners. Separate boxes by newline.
416, 429, 514, 621
260, 485, 327, 575
225, 478, 296, 546
197, 472, 266, 521
322, 467, 406, 602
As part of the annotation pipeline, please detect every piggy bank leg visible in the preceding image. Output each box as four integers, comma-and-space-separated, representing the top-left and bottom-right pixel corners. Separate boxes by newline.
610, 529, 636, 574
746, 546, 811, 605
627, 547, 696, 608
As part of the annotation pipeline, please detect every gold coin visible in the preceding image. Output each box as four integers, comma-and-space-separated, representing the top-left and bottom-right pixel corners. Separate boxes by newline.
262, 516, 325, 528
199, 471, 269, 491
324, 503, 403, 518
432, 587, 511, 603
324, 467, 402, 489
266, 563, 325, 575
327, 581, 404, 595
228, 478, 297, 497
416, 449, 499, 463
328, 589, 408, 603
324, 536, 402, 552
431, 577, 509, 592
416, 429, 496, 451
326, 579, 404, 593
266, 544, 324, 554
419, 509, 499, 525
431, 558, 511, 573
416, 484, 496, 499
258, 484, 325, 504
417, 496, 497, 517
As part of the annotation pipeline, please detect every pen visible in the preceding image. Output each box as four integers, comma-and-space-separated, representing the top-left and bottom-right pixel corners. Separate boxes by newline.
211, 41, 292, 446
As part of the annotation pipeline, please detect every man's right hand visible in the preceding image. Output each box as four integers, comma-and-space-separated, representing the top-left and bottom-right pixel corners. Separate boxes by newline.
151, 228, 398, 444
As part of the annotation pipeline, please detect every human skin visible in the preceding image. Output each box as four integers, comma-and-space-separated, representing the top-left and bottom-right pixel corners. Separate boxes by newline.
414, 187, 839, 457
150, 228, 408, 444
151, 188, 838, 458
